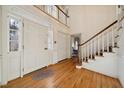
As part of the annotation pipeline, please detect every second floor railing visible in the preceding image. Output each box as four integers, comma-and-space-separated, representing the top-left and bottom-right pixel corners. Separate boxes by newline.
34, 5, 69, 27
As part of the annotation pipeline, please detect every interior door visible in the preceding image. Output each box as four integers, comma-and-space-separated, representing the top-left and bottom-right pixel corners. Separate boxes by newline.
24, 20, 51, 74
58, 32, 67, 61
7, 15, 23, 81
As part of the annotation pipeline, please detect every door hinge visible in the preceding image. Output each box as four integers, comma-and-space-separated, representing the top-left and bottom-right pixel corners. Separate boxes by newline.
22, 45, 24, 49
22, 68, 24, 72
22, 22, 24, 27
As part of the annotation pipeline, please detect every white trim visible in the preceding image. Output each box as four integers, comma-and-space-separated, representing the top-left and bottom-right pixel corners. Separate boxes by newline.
0, 6, 2, 85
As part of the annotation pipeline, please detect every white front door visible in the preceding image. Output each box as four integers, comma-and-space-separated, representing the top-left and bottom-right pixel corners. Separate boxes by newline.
24, 20, 51, 74
7, 15, 23, 81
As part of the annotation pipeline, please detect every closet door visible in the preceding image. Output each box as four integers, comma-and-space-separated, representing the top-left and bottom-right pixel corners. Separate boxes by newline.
58, 32, 67, 61
24, 20, 51, 74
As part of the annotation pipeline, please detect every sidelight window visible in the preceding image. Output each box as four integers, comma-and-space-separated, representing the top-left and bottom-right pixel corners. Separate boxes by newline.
9, 17, 20, 52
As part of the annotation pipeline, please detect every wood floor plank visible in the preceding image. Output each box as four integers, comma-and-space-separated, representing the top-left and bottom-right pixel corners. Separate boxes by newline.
3, 58, 122, 88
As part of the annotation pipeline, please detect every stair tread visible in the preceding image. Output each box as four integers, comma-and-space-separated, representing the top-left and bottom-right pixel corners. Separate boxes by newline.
88, 59, 96, 62
103, 51, 115, 53
82, 61, 88, 63
95, 55, 104, 57
114, 46, 119, 48
89, 58, 95, 60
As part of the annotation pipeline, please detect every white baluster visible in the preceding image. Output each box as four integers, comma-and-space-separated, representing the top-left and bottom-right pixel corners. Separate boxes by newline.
92, 40, 94, 57
98, 35, 100, 56
100, 34, 102, 54
84, 45, 85, 61
105, 32, 107, 51
107, 31, 109, 52
94, 39, 96, 56
99, 34, 101, 55
99, 35, 101, 55
87, 44, 88, 61
114, 25, 116, 43
102, 33, 103, 52
89, 42, 90, 59
84, 45, 86, 61
87, 43, 88, 59
82, 46, 83, 61
87, 43, 89, 59
112, 27, 114, 48
92, 40, 94, 58
85, 44, 87, 61
79, 46, 81, 61
109, 29, 111, 47
88, 42, 90, 59
104, 32, 106, 51
83, 46, 85, 61
93, 39, 95, 56
96, 37, 98, 55
104, 33, 106, 51
91, 41, 92, 59
109, 29, 111, 49
95, 38, 97, 55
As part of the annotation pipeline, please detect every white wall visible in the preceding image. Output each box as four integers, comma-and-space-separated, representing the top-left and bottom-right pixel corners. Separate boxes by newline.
83, 53, 118, 78
0, 6, 2, 84
0, 6, 1, 55
69, 5, 116, 43
1, 5, 71, 85
118, 27, 124, 87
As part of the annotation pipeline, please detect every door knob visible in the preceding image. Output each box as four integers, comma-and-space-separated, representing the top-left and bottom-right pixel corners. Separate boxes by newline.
44, 48, 48, 50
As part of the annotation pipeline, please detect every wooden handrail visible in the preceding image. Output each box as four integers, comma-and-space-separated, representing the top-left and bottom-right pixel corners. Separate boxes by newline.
79, 20, 117, 46
55, 5, 69, 17
119, 16, 124, 22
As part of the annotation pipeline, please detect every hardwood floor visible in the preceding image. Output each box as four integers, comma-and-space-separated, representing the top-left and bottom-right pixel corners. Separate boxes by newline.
3, 58, 122, 88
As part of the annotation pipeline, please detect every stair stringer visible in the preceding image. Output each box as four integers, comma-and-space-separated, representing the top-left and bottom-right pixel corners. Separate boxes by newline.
82, 51, 118, 78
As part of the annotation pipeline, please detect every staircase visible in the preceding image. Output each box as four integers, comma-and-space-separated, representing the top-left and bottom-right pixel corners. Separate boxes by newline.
76, 6, 124, 77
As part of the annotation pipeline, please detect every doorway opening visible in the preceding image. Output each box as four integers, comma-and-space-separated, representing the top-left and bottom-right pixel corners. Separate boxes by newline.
71, 34, 81, 58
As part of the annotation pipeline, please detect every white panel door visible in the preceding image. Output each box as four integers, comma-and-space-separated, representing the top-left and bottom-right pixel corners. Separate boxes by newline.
58, 32, 67, 61
7, 15, 23, 81
24, 20, 51, 74
0, 56, 2, 83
